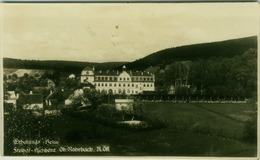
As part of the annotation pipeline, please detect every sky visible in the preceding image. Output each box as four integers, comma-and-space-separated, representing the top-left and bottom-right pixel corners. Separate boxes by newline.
1, 3, 259, 62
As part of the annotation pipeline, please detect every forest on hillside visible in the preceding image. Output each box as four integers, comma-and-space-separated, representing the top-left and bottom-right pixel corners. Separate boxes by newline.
155, 48, 257, 98
3, 36, 257, 98
3, 58, 126, 74
123, 36, 257, 70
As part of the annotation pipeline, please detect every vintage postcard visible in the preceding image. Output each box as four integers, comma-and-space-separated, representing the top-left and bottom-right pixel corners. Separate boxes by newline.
1, 2, 259, 159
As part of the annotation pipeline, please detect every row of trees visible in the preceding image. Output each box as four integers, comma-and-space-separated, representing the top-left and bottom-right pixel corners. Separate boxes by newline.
155, 49, 257, 98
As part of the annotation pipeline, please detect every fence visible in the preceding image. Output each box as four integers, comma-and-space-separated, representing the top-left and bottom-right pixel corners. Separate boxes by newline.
135, 95, 248, 104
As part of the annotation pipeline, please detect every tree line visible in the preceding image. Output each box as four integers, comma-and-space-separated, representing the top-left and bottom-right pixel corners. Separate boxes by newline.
155, 48, 257, 98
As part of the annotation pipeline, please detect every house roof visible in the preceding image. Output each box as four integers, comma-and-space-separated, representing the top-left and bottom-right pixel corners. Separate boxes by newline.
7, 91, 17, 100
32, 86, 46, 94
19, 94, 43, 104
94, 70, 119, 76
83, 66, 92, 71
94, 70, 153, 77
61, 90, 74, 100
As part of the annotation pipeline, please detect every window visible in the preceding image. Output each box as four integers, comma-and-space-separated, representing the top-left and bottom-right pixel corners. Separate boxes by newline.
119, 84, 121, 87
132, 84, 134, 87
109, 83, 112, 86
114, 83, 116, 87
123, 84, 125, 87
144, 84, 146, 87
144, 78, 146, 81
98, 83, 100, 86
105, 83, 107, 86
114, 77, 117, 80
120, 78, 122, 80
123, 78, 125, 81
136, 85, 138, 88
102, 77, 104, 80
127, 78, 129, 81
128, 84, 130, 87
101, 83, 104, 86
105, 77, 108, 80
110, 77, 112, 81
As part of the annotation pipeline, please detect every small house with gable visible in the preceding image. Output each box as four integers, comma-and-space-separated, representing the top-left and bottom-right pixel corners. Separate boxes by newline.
5, 91, 18, 111
19, 94, 44, 110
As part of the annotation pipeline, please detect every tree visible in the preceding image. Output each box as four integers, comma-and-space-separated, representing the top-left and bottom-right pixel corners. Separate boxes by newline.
97, 104, 116, 119
131, 99, 145, 120
83, 88, 106, 109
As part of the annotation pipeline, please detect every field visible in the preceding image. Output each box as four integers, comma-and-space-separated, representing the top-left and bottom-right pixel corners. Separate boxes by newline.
4, 102, 257, 157
143, 102, 254, 139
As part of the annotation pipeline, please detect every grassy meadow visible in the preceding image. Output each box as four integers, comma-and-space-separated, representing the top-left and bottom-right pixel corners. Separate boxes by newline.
4, 102, 257, 157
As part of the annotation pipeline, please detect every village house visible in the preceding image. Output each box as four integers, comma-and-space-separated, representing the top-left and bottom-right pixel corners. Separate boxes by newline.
5, 91, 18, 111
19, 94, 44, 110
81, 65, 155, 95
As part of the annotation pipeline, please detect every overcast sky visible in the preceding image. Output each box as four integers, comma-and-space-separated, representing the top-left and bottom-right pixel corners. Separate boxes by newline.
2, 3, 259, 62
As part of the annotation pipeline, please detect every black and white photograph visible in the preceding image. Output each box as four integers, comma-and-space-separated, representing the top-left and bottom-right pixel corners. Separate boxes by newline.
1, 2, 259, 158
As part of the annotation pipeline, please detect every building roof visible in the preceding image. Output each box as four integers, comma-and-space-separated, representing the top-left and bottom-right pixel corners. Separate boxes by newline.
82, 66, 92, 71
61, 90, 74, 100
129, 71, 153, 76
95, 70, 119, 76
82, 66, 154, 77
32, 86, 47, 94
19, 94, 43, 104
93, 70, 153, 76
7, 91, 17, 100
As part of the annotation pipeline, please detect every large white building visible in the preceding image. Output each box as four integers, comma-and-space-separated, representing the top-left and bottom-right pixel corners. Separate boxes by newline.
81, 66, 155, 95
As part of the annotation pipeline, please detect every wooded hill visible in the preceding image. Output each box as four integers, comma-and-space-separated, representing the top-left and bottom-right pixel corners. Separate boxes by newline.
3, 36, 258, 97
121, 36, 257, 70
4, 36, 257, 72
3, 58, 127, 74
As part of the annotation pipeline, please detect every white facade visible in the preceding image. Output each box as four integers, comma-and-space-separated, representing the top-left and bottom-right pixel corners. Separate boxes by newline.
115, 99, 134, 111
6, 91, 18, 110
80, 66, 155, 95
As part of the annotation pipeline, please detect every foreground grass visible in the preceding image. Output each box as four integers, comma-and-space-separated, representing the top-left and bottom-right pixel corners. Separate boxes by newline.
143, 102, 255, 139
4, 102, 257, 157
